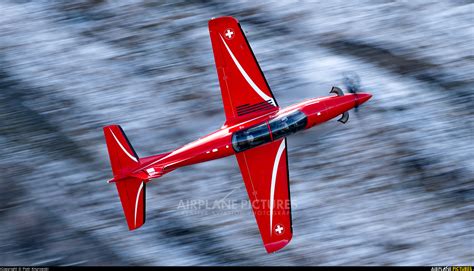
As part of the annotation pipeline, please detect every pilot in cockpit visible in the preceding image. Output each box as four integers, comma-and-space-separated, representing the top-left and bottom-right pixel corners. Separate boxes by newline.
280, 116, 290, 133
246, 132, 255, 143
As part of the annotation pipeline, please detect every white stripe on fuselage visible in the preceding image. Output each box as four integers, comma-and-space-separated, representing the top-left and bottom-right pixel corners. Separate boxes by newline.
219, 34, 276, 106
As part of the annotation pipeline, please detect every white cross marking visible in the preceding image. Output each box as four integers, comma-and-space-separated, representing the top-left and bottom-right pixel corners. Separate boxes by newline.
225, 29, 234, 39
275, 225, 284, 234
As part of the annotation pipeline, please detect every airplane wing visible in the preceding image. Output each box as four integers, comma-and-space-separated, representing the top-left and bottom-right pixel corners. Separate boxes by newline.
235, 138, 292, 253
209, 16, 279, 125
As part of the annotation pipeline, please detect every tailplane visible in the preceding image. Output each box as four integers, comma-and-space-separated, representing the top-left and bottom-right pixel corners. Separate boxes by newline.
115, 176, 146, 230
104, 125, 140, 177
104, 125, 146, 230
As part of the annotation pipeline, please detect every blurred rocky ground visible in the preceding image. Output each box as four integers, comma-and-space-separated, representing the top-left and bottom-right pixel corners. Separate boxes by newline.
0, 0, 472, 266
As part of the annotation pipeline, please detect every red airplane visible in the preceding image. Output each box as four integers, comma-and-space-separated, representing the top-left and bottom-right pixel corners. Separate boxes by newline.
104, 16, 372, 253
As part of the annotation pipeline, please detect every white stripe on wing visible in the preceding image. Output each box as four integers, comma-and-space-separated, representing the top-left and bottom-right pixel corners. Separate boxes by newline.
270, 138, 286, 236
219, 34, 276, 106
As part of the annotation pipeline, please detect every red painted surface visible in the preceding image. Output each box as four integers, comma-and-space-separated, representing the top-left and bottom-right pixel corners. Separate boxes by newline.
103, 16, 372, 253
208, 16, 279, 126
236, 138, 292, 253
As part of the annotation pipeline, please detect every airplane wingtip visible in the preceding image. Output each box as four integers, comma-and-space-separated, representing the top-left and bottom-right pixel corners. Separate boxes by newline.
208, 16, 239, 25
264, 238, 292, 253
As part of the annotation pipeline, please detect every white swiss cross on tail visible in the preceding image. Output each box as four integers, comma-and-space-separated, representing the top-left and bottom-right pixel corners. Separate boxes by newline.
224, 28, 234, 39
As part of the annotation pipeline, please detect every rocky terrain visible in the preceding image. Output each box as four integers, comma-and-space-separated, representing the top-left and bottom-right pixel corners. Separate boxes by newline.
0, 0, 472, 266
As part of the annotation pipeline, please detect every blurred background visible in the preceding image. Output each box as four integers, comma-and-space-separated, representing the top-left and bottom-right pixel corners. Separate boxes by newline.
0, 0, 473, 266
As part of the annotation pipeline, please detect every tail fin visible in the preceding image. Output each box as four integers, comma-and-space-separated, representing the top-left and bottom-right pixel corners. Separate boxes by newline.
104, 125, 140, 177
104, 125, 146, 230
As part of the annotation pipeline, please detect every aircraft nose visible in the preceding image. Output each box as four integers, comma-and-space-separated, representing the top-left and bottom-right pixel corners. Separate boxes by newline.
356, 93, 372, 106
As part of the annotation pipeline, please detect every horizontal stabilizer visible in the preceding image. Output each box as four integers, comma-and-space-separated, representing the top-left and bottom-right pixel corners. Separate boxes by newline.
115, 177, 146, 230
104, 125, 146, 230
103, 125, 140, 177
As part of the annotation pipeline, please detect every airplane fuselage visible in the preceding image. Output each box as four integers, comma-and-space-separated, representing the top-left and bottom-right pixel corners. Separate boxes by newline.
130, 92, 371, 181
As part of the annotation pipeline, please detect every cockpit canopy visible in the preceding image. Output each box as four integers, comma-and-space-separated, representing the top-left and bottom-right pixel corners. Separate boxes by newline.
232, 110, 308, 152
